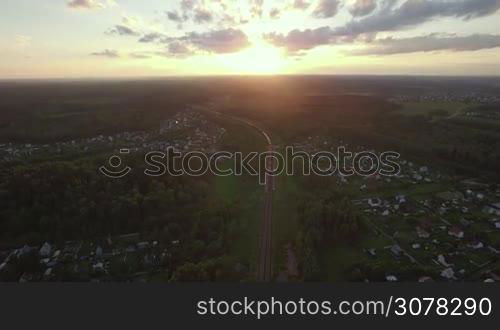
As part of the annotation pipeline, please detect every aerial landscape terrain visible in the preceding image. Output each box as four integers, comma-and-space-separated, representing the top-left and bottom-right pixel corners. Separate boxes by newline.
1, 0, 500, 283
1, 76, 500, 282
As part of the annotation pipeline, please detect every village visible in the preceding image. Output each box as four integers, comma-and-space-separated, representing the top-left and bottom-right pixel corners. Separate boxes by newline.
0, 109, 226, 163
389, 92, 500, 105
287, 135, 500, 282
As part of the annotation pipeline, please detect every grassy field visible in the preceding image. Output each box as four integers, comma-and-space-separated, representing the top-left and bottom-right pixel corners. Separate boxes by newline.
397, 101, 473, 117
211, 162, 264, 273
323, 233, 392, 281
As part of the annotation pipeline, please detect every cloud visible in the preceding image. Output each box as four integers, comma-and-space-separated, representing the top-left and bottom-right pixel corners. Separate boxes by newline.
270, 8, 281, 19
91, 49, 120, 58
106, 25, 139, 36
292, 0, 311, 10
268, 0, 500, 53
166, 10, 185, 23
265, 26, 337, 53
349, 0, 377, 17
166, 42, 194, 57
129, 52, 153, 59
67, 0, 115, 9
139, 32, 165, 43
136, 28, 250, 57
350, 33, 500, 55
14, 35, 32, 49
181, 0, 196, 12
313, 0, 341, 18
193, 8, 213, 24
250, 0, 265, 18
334, 0, 500, 37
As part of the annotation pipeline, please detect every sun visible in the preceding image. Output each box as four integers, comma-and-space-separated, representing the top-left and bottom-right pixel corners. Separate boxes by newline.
220, 40, 286, 74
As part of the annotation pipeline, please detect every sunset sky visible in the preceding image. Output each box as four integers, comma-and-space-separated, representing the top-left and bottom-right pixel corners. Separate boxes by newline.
2, 0, 500, 78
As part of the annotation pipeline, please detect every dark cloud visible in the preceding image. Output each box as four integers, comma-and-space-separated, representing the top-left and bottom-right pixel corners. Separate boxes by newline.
139, 32, 165, 43
166, 10, 185, 23
265, 27, 337, 53
292, 0, 311, 10
350, 33, 500, 55
334, 0, 500, 37
349, 0, 378, 17
106, 25, 139, 36
67, 0, 104, 9
268, 0, 500, 53
181, 0, 196, 12
91, 49, 119, 58
193, 8, 213, 24
182, 28, 250, 53
167, 42, 193, 57
270, 8, 281, 19
313, 0, 341, 18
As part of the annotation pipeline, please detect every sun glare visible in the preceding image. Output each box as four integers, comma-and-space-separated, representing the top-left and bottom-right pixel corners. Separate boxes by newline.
220, 41, 286, 74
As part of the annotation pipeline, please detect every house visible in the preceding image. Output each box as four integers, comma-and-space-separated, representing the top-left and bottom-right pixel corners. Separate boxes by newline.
137, 242, 150, 250
395, 194, 407, 204
386, 275, 398, 282
18, 245, 32, 257
95, 246, 103, 258
93, 262, 105, 273
448, 226, 464, 239
389, 244, 403, 257
368, 198, 382, 208
416, 227, 430, 239
459, 218, 471, 227
441, 268, 455, 280
468, 241, 484, 250
43, 268, 53, 279
125, 246, 137, 253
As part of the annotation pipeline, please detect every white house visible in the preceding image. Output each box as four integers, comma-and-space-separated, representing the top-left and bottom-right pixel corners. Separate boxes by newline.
39, 242, 52, 257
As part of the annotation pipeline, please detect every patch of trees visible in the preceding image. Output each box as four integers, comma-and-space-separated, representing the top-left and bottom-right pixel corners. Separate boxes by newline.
0, 155, 248, 281
294, 184, 365, 281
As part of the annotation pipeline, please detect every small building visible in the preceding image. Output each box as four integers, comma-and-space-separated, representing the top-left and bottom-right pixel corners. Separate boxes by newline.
386, 275, 398, 282
416, 227, 430, 239
448, 226, 464, 239
441, 268, 455, 280
39, 242, 52, 258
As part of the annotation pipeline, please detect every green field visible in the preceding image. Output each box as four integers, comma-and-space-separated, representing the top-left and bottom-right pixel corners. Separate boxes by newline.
208, 116, 267, 276
397, 101, 474, 117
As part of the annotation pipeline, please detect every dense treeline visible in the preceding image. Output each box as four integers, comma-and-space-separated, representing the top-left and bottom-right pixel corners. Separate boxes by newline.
293, 177, 365, 281
0, 155, 248, 280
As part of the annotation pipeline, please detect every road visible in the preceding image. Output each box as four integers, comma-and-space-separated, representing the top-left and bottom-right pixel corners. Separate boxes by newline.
257, 143, 274, 282
200, 108, 275, 281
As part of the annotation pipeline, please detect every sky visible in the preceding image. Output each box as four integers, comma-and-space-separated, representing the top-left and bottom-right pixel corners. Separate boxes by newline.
1, 0, 500, 78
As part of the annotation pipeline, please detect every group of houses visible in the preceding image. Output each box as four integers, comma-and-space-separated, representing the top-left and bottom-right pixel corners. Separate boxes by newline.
0, 109, 226, 163
0, 234, 179, 282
